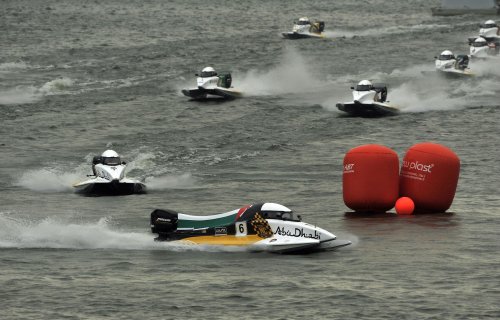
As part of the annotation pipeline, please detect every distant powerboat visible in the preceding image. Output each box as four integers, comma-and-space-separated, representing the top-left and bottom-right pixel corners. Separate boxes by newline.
336, 80, 400, 117
150, 202, 351, 253
182, 66, 242, 100
282, 17, 325, 39
477, 20, 500, 43
469, 37, 499, 59
73, 150, 146, 196
434, 50, 474, 78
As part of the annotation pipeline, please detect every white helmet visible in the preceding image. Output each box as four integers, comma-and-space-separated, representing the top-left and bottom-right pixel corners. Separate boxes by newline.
485, 20, 495, 25
475, 37, 487, 44
299, 17, 310, 22
440, 50, 453, 56
358, 79, 372, 86
202, 66, 215, 73
101, 149, 119, 158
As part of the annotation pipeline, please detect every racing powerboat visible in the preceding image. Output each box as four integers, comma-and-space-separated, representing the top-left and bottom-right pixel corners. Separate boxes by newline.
182, 66, 242, 100
470, 20, 500, 43
469, 37, 499, 59
336, 80, 399, 117
150, 202, 351, 253
434, 50, 474, 78
468, 20, 500, 52
282, 17, 325, 39
73, 150, 146, 195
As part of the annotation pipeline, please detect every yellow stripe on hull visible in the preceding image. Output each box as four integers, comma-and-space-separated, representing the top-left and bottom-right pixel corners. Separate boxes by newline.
179, 235, 263, 246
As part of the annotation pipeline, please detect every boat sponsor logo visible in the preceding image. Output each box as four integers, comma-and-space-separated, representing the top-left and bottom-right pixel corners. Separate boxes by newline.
214, 227, 227, 236
344, 163, 355, 173
97, 170, 112, 180
275, 226, 320, 240
402, 160, 434, 173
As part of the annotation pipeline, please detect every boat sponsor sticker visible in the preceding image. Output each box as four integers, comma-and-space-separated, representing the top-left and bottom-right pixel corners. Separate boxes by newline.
214, 227, 227, 236
251, 213, 273, 238
274, 226, 320, 240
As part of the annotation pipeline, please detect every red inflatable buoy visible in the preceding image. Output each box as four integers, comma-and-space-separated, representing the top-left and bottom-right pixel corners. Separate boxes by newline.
343, 144, 399, 212
399, 142, 460, 213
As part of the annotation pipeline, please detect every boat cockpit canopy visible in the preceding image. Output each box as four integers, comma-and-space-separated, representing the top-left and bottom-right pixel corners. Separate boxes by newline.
438, 54, 455, 61
103, 157, 121, 166
260, 210, 300, 221
200, 70, 217, 77
355, 84, 373, 91
481, 22, 497, 29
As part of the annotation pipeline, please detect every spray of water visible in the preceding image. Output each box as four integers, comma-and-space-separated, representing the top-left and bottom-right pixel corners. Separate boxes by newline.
14, 168, 82, 193
145, 173, 197, 190
328, 23, 459, 39
238, 47, 325, 96
0, 213, 245, 252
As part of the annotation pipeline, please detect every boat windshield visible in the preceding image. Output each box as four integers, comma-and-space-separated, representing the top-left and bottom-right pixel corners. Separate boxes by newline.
481, 23, 497, 29
355, 84, 372, 91
103, 157, 121, 166
200, 71, 217, 77
296, 20, 310, 25
438, 54, 455, 61
261, 210, 299, 221
472, 41, 487, 47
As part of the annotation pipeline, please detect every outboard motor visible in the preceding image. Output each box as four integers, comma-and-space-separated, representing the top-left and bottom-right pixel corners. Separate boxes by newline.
373, 84, 388, 103
456, 55, 469, 70
311, 21, 325, 33
217, 73, 232, 88
150, 209, 178, 237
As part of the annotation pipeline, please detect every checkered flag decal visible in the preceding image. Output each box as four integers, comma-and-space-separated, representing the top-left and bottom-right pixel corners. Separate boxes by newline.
250, 212, 274, 238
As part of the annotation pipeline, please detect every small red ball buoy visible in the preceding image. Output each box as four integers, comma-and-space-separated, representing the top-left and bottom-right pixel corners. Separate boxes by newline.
395, 197, 415, 215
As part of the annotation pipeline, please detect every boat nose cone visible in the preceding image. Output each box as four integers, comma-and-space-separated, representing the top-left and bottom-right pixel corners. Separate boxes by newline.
319, 228, 336, 242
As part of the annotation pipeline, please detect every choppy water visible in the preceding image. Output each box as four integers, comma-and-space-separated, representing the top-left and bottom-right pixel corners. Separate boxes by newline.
1, 0, 500, 319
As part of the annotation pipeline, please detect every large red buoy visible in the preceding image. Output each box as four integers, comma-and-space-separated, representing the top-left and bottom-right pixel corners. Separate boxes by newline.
343, 144, 400, 212
399, 142, 460, 213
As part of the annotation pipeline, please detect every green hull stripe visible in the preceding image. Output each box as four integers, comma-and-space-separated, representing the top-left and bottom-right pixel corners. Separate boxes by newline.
178, 214, 237, 229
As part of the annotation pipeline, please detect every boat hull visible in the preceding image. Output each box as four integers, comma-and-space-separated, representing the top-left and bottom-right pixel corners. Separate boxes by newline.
182, 87, 242, 100
436, 69, 475, 79
282, 32, 323, 39
74, 181, 146, 196
336, 101, 399, 117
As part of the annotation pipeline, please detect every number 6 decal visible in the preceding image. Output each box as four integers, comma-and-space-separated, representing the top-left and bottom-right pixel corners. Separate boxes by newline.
236, 222, 247, 236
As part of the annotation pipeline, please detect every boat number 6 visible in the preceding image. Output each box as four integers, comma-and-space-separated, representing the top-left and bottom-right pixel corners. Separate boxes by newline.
236, 222, 247, 236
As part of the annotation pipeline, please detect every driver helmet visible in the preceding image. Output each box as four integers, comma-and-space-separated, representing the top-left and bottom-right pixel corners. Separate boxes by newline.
355, 79, 373, 91
474, 37, 488, 46
298, 17, 310, 25
484, 20, 497, 27
439, 50, 455, 60
101, 149, 121, 166
358, 79, 372, 86
201, 66, 217, 77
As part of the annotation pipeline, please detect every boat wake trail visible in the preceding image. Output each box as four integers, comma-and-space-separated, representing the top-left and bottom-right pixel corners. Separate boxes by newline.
0, 77, 74, 105
15, 168, 82, 193
0, 214, 243, 252
329, 23, 462, 39
238, 47, 325, 96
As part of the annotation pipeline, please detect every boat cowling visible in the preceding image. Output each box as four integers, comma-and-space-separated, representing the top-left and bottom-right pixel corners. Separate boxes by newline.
151, 209, 179, 235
